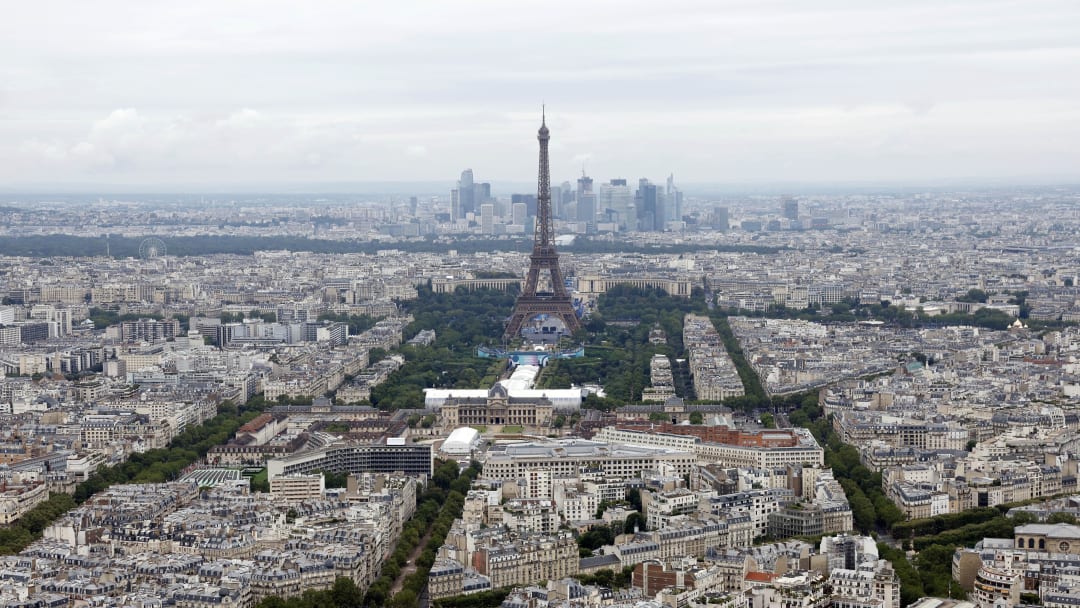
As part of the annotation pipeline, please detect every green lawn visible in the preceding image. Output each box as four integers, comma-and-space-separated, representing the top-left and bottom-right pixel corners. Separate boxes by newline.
500, 425, 523, 434
249, 467, 269, 492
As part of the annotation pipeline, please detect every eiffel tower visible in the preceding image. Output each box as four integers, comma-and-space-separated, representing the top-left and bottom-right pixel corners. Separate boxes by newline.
504, 110, 582, 340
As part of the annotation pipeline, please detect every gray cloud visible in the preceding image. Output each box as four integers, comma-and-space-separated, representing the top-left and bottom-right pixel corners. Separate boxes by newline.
2, 0, 1079, 188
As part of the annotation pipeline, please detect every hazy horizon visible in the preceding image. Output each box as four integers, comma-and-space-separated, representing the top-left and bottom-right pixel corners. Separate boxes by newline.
4, 1, 1080, 189
4, 178, 1080, 200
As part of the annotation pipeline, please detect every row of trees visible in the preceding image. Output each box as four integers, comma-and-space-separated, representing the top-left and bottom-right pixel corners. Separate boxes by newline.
0, 493, 77, 554
0, 234, 783, 259
1, 395, 271, 555
723, 298, 1034, 332
709, 314, 767, 403
787, 399, 904, 534
928, 307, 1016, 331
782, 399, 949, 604
317, 312, 380, 335
875, 543, 939, 607
433, 588, 513, 608
907, 515, 1022, 552
364, 460, 481, 608
891, 506, 1077, 544
74, 398, 267, 501
88, 307, 165, 329
891, 507, 1005, 539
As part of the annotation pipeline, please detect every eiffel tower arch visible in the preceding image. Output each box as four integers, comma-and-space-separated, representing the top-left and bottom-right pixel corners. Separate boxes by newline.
504, 111, 582, 341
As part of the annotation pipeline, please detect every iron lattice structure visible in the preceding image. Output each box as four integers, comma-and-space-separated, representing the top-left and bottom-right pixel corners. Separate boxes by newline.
504, 111, 582, 340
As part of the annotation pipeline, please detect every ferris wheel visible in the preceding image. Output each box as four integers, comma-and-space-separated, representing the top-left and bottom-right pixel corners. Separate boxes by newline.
139, 237, 167, 260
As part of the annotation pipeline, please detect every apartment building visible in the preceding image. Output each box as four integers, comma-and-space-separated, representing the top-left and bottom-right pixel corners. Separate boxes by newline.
269, 474, 325, 504
481, 440, 695, 482
266, 441, 432, 478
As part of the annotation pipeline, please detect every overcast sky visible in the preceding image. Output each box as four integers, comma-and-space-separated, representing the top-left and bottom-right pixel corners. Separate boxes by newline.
3, 0, 1080, 190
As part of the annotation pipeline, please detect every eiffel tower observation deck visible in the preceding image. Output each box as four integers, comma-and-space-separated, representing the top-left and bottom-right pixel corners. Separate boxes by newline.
504, 110, 582, 342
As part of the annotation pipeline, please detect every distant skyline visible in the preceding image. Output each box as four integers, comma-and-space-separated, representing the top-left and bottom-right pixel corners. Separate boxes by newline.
3, 1, 1080, 190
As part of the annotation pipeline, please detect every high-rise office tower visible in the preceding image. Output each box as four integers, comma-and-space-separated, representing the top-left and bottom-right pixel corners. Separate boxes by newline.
558, 181, 574, 220
512, 193, 538, 217
577, 195, 596, 226
666, 174, 683, 223
450, 189, 461, 220
576, 172, 593, 201
655, 189, 667, 231
512, 202, 527, 225
458, 169, 475, 218
714, 206, 730, 231
480, 203, 495, 234
598, 179, 633, 230
636, 179, 662, 231
576, 172, 596, 224
783, 197, 799, 221
475, 182, 491, 205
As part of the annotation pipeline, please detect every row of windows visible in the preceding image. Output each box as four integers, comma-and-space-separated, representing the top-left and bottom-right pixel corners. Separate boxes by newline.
281, 446, 431, 476
485, 458, 694, 479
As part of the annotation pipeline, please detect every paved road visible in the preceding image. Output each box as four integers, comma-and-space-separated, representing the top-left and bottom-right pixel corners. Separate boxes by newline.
390, 526, 433, 595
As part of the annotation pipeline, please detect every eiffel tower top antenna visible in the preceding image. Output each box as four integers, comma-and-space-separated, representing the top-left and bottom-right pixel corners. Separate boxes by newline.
535, 105, 553, 250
